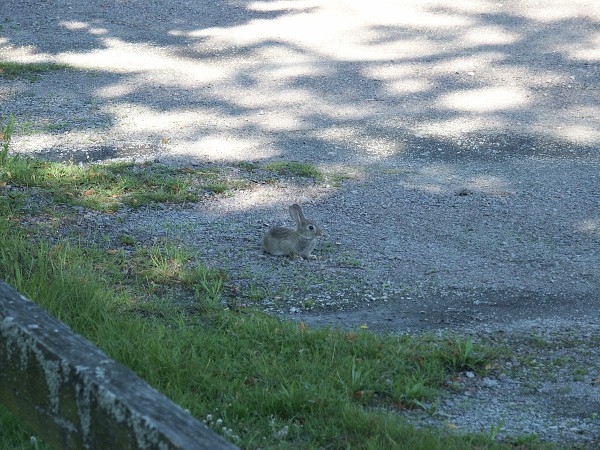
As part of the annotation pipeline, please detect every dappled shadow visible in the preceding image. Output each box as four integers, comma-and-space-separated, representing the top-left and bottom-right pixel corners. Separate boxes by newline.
1, 1, 599, 338
1, 0, 599, 166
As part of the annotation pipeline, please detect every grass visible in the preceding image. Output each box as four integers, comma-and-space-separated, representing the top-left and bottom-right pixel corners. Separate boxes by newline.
0, 157, 338, 216
0, 61, 71, 80
0, 115, 14, 164
0, 155, 255, 212
2, 116, 344, 209
261, 161, 359, 188
129, 241, 225, 301
0, 156, 198, 211
264, 161, 324, 181
0, 141, 521, 448
337, 251, 364, 268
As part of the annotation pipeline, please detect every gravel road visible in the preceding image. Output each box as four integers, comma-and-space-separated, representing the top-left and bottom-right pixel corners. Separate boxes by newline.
1, 0, 599, 447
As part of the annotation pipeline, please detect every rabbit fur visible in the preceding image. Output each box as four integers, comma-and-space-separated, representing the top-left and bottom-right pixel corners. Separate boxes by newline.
262, 204, 323, 259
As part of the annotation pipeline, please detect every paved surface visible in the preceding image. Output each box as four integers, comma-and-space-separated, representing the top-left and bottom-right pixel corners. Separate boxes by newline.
2, 0, 599, 332
3, 2, 600, 446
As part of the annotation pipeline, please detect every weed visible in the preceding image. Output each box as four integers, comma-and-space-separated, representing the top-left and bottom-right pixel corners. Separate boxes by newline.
505, 433, 543, 447
302, 297, 315, 309
0, 157, 200, 211
0, 114, 15, 164
238, 160, 353, 188
530, 335, 550, 349
19, 120, 37, 135
0, 159, 507, 450
129, 243, 223, 299
487, 421, 504, 440
196, 267, 224, 302
329, 172, 356, 187
437, 336, 490, 372
553, 386, 572, 395
264, 161, 324, 181
0, 62, 71, 80
337, 252, 363, 268
43, 122, 72, 132
380, 167, 414, 175
248, 283, 266, 301
203, 182, 229, 194
118, 234, 136, 246
86, 98, 100, 111
573, 366, 587, 381
391, 375, 439, 409
236, 161, 260, 172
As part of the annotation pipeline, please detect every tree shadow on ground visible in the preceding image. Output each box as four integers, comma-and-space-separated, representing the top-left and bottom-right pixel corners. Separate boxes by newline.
1, 1, 599, 340
1, 0, 599, 167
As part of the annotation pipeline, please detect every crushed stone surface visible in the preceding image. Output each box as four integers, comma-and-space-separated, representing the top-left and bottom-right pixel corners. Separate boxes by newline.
1, 0, 599, 447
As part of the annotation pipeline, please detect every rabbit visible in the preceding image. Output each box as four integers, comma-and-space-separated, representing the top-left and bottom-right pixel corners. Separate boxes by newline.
262, 204, 323, 259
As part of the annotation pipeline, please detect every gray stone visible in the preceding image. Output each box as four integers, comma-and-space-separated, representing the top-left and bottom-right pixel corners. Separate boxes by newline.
0, 282, 236, 450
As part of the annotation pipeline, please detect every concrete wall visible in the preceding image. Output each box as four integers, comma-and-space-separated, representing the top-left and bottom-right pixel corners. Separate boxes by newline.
0, 282, 238, 450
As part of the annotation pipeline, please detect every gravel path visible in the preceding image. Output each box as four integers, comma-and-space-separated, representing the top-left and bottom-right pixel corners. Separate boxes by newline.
2, 1, 599, 447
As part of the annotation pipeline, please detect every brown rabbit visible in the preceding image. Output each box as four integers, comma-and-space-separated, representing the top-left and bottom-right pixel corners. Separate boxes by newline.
262, 204, 323, 259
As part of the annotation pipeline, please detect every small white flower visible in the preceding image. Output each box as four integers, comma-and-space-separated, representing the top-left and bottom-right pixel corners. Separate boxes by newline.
274, 425, 289, 440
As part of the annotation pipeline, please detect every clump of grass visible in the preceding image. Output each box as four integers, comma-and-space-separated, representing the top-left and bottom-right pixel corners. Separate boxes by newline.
0, 114, 15, 164
130, 242, 224, 300
0, 157, 197, 211
118, 233, 136, 246
0, 155, 257, 211
264, 161, 324, 181
0, 61, 71, 80
437, 336, 490, 372
202, 182, 229, 194
236, 161, 260, 172
239, 160, 356, 188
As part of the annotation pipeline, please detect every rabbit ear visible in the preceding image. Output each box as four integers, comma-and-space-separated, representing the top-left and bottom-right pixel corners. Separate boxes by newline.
289, 204, 303, 225
294, 203, 306, 220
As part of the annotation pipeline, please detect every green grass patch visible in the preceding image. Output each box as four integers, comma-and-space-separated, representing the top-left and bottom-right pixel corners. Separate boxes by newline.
43, 121, 73, 132
0, 156, 198, 211
264, 161, 324, 181
1, 114, 15, 164
0, 117, 257, 211
0, 61, 71, 80
0, 156, 254, 212
130, 242, 224, 299
241, 159, 357, 187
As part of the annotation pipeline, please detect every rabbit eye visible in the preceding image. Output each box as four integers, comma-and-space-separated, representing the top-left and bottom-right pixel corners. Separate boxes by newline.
308, 225, 314, 230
